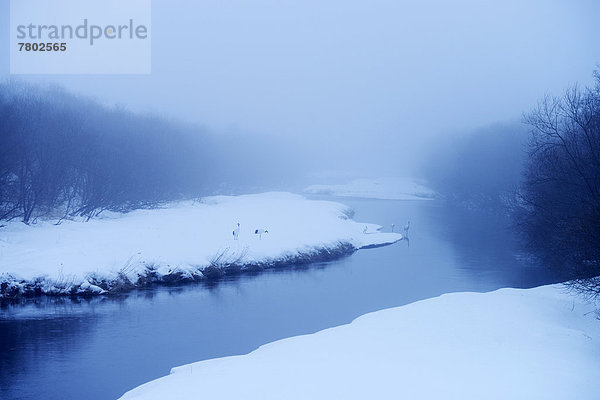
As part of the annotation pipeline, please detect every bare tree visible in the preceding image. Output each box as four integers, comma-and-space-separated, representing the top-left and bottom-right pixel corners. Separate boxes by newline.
517, 71, 600, 297
0, 81, 214, 223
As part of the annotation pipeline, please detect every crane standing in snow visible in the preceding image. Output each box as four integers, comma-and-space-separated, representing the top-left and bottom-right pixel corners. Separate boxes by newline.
233, 223, 241, 240
255, 229, 269, 240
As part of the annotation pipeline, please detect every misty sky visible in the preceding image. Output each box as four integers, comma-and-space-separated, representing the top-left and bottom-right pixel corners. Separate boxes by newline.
1, 0, 599, 177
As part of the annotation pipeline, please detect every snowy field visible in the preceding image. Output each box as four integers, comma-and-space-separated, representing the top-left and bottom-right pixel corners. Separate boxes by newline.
120, 285, 600, 400
0, 192, 402, 297
304, 177, 435, 200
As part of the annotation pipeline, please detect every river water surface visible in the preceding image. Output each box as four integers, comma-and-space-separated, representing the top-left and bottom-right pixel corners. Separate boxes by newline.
0, 198, 563, 400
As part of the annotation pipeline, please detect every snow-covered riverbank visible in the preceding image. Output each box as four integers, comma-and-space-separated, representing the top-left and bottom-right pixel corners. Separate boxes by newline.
305, 177, 435, 200
119, 285, 600, 400
0, 192, 402, 298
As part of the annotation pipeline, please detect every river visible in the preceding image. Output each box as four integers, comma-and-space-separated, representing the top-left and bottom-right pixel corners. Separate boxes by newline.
0, 197, 563, 400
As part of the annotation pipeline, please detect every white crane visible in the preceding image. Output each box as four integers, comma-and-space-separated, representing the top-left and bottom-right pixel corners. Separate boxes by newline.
255, 229, 269, 240
403, 221, 410, 237
233, 223, 240, 240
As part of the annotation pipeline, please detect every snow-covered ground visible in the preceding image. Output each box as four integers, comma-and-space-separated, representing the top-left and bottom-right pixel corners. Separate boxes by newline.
304, 177, 435, 200
119, 285, 600, 400
0, 192, 402, 297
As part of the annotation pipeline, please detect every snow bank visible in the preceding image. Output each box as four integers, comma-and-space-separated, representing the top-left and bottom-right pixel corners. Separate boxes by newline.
119, 285, 600, 400
304, 177, 435, 200
0, 192, 402, 298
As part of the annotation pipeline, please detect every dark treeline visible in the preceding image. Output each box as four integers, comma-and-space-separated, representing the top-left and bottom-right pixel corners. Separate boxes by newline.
516, 73, 600, 296
0, 81, 209, 223
422, 72, 600, 297
0, 81, 307, 223
421, 122, 528, 212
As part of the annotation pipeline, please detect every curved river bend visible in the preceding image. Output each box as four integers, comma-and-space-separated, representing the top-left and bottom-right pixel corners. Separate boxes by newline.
0, 198, 562, 400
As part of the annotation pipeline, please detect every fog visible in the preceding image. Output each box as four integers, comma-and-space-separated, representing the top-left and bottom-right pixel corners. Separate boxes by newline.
2, 3, 600, 398
1, 0, 599, 180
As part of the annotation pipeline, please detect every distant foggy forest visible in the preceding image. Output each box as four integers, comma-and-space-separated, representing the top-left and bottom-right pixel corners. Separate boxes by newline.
0, 81, 307, 223
424, 71, 600, 296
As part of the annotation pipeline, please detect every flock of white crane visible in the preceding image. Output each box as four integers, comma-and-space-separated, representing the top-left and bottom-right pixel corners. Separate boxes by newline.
233, 221, 410, 242
232, 223, 270, 240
